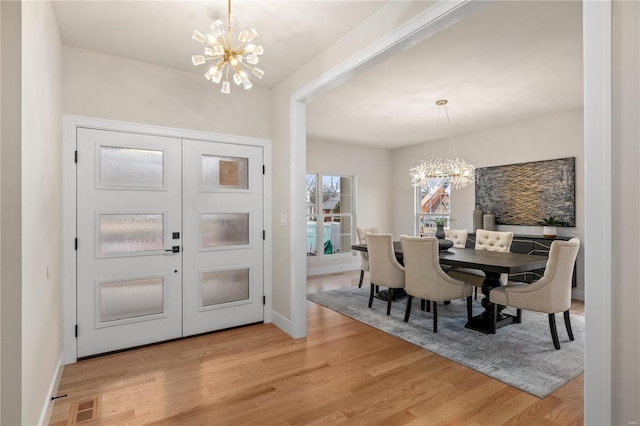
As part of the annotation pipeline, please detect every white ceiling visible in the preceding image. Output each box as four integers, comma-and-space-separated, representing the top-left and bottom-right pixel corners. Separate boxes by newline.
52, 1, 583, 149
52, 1, 388, 88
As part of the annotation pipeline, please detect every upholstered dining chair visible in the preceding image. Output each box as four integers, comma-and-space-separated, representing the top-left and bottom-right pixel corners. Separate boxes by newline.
400, 236, 473, 332
356, 226, 381, 288
444, 229, 468, 248
365, 232, 405, 315
448, 229, 515, 299
490, 238, 580, 349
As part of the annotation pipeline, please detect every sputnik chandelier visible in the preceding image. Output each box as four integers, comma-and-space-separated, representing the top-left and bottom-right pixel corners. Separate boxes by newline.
409, 100, 475, 190
191, 0, 264, 94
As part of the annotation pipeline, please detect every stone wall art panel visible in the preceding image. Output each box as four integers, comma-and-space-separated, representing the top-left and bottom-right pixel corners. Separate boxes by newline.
475, 157, 575, 226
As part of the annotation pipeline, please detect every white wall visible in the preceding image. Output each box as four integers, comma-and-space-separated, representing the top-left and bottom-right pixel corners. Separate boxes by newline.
392, 109, 585, 297
306, 138, 393, 275
612, 0, 639, 423
63, 46, 271, 139
21, 1, 64, 424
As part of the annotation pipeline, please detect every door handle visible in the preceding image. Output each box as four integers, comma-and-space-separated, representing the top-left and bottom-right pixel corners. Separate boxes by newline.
165, 246, 180, 253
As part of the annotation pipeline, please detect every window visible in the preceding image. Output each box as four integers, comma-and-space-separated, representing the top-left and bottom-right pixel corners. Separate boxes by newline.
416, 177, 451, 235
306, 174, 354, 257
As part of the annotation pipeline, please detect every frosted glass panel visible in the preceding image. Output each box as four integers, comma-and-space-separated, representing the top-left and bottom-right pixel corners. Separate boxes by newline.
100, 146, 164, 188
100, 277, 163, 322
201, 269, 249, 306
201, 155, 248, 190
100, 214, 163, 254
201, 213, 249, 247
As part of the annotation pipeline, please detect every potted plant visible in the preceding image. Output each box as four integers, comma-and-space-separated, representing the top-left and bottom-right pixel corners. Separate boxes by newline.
539, 216, 563, 238
426, 217, 449, 239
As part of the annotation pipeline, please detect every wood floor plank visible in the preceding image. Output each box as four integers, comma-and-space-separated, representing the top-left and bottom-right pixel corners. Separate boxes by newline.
51, 270, 584, 425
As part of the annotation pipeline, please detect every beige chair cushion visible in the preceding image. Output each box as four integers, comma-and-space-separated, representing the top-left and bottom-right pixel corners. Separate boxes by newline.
447, 230, 514, 287
490, 238, 580, 313
400, 235, 472, 301
365, 232, 405, 289
356, 226, 381, 271
474, 229, 514, 252
444, 229, 468, 248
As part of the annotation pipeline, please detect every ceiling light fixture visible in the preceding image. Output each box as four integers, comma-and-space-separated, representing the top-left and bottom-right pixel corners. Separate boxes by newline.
191, 0, 264, 94
409, 99, 475, 189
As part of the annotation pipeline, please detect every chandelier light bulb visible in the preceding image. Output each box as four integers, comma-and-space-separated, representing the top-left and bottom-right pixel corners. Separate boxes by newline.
192, 30, 207, 43
192, 55, 206, 66
251, 67, 264, 79
191, 0, 264, 94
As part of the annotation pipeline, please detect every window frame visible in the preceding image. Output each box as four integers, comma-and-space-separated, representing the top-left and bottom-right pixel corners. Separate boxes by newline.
306, 173, 355, 259
415, 177, 452, 236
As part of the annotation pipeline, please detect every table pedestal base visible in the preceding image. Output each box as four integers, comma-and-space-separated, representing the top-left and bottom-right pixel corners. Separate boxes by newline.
465, 311, 517, 334
374, 289, 407, 301
464, 271, 515, 334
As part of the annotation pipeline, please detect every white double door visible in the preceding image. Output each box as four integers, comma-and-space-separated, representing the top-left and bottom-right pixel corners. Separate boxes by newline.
76, 128, 263, 357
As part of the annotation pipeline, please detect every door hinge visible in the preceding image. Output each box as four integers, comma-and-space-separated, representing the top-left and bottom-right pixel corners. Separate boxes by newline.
74, 324, 78, 338
74, 238, 78, 250
74, 150, 78, 163
263, 230, 266, 240
262, 165, 265, 175
263, 295, 266, 305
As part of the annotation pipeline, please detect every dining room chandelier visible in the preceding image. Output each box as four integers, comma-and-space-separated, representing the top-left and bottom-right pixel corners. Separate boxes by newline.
409, 99, 475, 189
191, 0, 264, 94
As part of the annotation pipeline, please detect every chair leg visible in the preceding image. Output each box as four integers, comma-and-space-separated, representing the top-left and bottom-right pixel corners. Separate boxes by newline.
474, 287, 478, 300
420, 299, 426, 311
358, 270, 364, 288
425, 300, 431, 313
432, 301, 438, 333
368, 283, 375, 308
444, 300, 450, 305
549, 313, 561, 350
564, 310, 574, 341
466, 296, 472, 322
491, 302, 498, 334
404, 295, 413, 323
387, 288, 393, 315
516, 309, 522, 323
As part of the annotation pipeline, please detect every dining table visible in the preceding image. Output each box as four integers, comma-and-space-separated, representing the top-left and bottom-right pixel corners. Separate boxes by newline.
351, 241, 549, 334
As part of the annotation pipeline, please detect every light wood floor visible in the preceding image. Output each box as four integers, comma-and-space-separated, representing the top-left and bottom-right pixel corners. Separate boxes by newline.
51, 270, 584, 425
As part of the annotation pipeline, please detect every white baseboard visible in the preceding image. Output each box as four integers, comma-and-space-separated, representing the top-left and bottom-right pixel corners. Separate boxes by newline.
307, 262, 359, 277
270, 310, 292, 336
38, 350, 65, 426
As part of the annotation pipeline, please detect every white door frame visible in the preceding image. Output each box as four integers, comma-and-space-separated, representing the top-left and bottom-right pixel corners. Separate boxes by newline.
63, 115, 272, 363
290, 0, 612, 424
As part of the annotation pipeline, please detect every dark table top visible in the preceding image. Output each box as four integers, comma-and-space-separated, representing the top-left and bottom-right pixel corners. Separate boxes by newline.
351, 242, 548, 274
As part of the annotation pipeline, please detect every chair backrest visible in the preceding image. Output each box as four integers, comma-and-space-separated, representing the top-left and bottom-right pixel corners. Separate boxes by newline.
535, 237, 580, 312
400, 235, 467, 300
365, 233, 404, 288
475, 229, 514, 253
357, 226, 381, 243
445, 229, 468, 248
356, 226, 380, 269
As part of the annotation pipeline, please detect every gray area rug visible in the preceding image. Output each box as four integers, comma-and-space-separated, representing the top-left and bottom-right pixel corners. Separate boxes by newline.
307, 287, 584, 398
